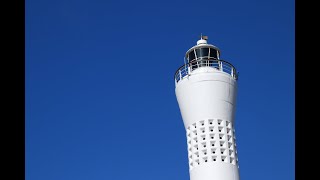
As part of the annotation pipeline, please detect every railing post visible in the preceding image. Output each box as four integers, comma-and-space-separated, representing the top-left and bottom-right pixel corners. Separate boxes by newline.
179, 70, 182, 80
231, 67, 234, 78
219, 61, 223, 71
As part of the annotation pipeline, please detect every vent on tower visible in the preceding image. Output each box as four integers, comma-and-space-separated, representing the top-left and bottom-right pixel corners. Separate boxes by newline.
195, 159, 200, 166
193, 137, 198, 143
209, 133, 215, 139
194, 144, 199, 150
220, 148, 226, 155
219, 134, 225, 140
227, 128, 231, 134
201, 134, 206, 141
202, 149, 207, 156
192, 123, 196, 129
212, 156, 217, 162
218, 127, 224, 133
229, 149, 234, 156
210, 141, 216, 147
226, 121, 231, 128
211, 148, 216, 154
193, 130, 197, 136
203, 156, 208, 163
200, 127, 205, 134
221, 156, 227, 162
230, 157, 235, 164
185, 119, 239, 170
201, 142, 207, 148
220, 141, 225, 147
195, 151, 199, 158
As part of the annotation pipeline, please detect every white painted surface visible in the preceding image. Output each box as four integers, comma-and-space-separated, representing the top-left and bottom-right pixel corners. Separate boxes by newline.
175, 39, 240, 180
176, 67, 237, 128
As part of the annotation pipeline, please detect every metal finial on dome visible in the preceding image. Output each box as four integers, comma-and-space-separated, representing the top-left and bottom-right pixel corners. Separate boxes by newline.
201, 34, 208, 40
197, 34, 208, 45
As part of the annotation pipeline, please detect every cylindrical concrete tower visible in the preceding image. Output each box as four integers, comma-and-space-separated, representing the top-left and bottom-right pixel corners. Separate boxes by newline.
175, 36, 240, 180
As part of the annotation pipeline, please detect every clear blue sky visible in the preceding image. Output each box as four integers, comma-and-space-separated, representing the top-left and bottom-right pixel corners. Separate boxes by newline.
26, 0, 295, 180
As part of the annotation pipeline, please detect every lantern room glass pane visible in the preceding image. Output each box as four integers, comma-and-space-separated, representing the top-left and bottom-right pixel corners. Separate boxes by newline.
200, 48, 209, 57
195, 48, 210, 59
209, 48, 218, 59
188, 50, 196, 62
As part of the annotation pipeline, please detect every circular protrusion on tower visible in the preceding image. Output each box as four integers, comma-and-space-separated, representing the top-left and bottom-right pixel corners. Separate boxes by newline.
197, 39, 207, 45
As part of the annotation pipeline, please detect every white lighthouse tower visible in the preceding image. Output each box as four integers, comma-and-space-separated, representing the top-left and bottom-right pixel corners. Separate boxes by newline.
175, 36, 240, 180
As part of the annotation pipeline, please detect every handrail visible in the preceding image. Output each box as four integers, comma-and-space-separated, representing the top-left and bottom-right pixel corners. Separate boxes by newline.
174, 59, 238, 84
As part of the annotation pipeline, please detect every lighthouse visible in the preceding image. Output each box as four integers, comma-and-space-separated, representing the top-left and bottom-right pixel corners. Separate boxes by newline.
174, 36, 240, 180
